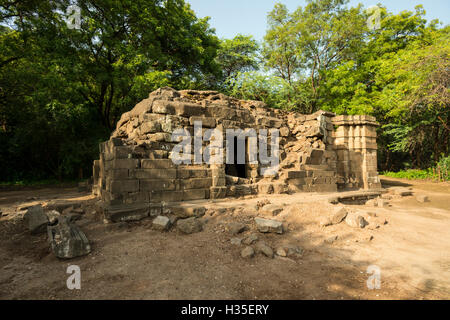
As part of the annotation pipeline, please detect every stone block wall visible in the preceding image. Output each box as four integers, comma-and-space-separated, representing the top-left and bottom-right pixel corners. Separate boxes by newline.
93, 87, 382, 216
332, 115, 381, 190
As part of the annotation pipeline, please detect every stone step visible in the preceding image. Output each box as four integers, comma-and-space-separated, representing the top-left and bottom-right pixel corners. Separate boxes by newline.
300, 164, 330, 171
301, 184, 338, 193
226, 184, 257, 197
256, 183, 288, 195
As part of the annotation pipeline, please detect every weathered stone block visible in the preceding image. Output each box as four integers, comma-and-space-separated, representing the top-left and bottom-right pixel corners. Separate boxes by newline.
141, 159, 174, 169
177, 217, 203, 234
23, 205, 48, 234
140, 179, 176, 192
189, 116, 216, 128
152, 216, 171, 231
111, 169, 129, 180
210, 187, 227, 199
149, 191, 183, 203
140, 121, 161, 134
104, 204, 149, 223
254, 217, 283, 234
110, 180, 139, 193
183, 189, 206, 201
133, 169, 177, 179
112, 159, 140, 169
180, 178, 212, 190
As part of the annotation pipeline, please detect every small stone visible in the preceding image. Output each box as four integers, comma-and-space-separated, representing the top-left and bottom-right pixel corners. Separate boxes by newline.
46, 210, 60, 225
152, 216, 171, 231
285, 245, 304, 257
276, 247, 287, 257
260, 204, 284, 216
255, 217, 284, 234
257, 199, 271, 209
416, 195, 429, 203
328, 197, 339, 204
325, 235, 338, 244
241, 246, 255, 259
330, 207, 348, 225
394, 189, 413, 197
255, 241, 274, 258
230, 238, 242, 246
319, 217, 332, 227
227, 222, 247, 235
243, 234, 259, 245
176, 217, 203, 234
345, 213, 367, 229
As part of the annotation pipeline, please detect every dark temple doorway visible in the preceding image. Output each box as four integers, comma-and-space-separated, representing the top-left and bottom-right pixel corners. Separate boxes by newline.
225, 137, 247, 178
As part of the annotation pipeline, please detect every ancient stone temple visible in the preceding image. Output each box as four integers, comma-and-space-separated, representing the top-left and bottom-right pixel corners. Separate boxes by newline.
92, 87, 381, 222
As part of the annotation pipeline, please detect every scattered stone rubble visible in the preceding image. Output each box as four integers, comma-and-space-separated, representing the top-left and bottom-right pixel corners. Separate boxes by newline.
16, 88, 418, 262
22, 204, 91, 259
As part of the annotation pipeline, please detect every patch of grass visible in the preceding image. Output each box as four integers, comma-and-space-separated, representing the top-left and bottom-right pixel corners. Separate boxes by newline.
382, 169, 440, 181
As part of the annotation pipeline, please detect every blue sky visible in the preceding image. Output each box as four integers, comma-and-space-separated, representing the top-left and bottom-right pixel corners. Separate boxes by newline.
187, 0, 450, 40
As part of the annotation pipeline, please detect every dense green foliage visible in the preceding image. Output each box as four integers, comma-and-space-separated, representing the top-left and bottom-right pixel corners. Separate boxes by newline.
0, 0, 221, 181
228, 0, 449, 173
0, 0, 448, 182
383, 155, 449, 181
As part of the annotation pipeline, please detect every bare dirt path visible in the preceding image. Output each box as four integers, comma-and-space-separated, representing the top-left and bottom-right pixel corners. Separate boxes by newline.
0, 177, 449, 300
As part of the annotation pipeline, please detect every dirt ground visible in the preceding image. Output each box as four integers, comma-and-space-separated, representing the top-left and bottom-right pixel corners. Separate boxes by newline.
0, 176, 449, 300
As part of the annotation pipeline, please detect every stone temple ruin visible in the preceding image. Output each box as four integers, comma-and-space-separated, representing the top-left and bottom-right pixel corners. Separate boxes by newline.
92, 87, 381, 222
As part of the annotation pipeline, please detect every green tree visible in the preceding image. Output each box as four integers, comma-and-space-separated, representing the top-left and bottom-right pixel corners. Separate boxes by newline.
0, 0, 221, 181
263, 0, 366, 112
216, 34, 260, 81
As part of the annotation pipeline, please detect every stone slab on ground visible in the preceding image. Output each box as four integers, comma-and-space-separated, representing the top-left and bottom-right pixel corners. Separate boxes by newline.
104, 204, 149, 223
254, 217, 284, 234
152, 216, 171, 231
416, 195, 429, 203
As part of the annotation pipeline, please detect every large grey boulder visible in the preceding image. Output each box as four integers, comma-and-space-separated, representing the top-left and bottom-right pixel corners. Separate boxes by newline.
23, 205, 48, 234
47, 217, 91, 259
176, 217, 203, 234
